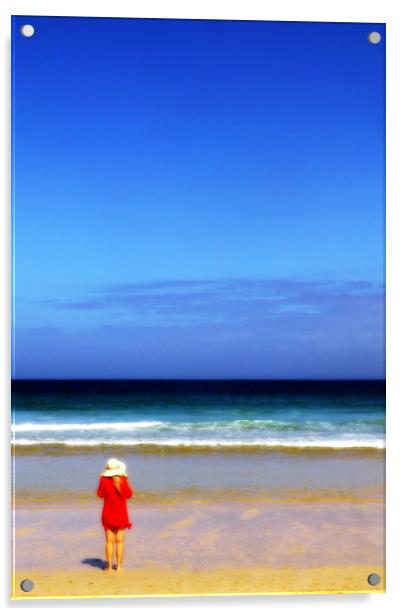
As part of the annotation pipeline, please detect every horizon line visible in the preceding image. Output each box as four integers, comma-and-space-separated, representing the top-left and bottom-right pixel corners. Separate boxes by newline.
11, 377, 385, 382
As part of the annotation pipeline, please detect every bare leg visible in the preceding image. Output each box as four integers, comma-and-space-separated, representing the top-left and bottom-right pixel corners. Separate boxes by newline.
105, 529, 115, 571
116, 529, 124, 571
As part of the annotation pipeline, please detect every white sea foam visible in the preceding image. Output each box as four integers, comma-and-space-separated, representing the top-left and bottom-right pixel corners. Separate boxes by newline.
12, 418, 380, 433
12, 415, 384, 451
12, 437, 385, 449
12, 421, 165, 432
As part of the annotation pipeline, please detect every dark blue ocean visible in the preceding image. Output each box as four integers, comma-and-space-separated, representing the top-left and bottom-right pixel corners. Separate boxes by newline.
11, 380, 385, 451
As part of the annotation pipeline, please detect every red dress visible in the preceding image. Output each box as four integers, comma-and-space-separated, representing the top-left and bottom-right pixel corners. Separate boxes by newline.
96, 475, 134, 532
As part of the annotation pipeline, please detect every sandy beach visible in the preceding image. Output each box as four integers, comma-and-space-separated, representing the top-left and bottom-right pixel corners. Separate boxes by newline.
12, 478, 385, 599
13, 565, 385, 599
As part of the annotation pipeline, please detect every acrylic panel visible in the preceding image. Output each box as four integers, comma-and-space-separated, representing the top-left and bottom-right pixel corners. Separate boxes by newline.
11, 16, 386, 599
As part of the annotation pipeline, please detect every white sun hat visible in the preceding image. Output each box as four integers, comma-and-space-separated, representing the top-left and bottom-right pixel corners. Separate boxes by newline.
102, 458, 127, 477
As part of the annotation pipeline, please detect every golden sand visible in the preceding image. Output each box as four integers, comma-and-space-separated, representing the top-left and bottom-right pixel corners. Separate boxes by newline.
13, 443, 385, 457
14, 484, 384, 507
12, 565, 385, 599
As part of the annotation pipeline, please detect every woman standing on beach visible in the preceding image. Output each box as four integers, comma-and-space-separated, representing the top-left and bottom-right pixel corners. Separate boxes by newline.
96, 458, 134, 572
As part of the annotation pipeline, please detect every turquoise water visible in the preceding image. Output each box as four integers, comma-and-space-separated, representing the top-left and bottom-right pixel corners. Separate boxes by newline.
12, 381, 385, 450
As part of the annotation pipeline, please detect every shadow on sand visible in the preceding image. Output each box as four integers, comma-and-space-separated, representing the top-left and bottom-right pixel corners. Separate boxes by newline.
81, 557, 108, 570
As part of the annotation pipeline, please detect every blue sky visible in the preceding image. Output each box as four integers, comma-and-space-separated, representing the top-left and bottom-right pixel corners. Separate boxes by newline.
12, 17, 385, 378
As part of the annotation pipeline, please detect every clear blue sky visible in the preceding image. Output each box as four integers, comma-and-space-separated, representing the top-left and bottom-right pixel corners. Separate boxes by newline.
12, 16, 385, 379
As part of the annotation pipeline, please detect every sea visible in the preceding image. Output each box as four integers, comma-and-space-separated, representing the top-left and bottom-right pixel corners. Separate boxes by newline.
12, 380, 385, 451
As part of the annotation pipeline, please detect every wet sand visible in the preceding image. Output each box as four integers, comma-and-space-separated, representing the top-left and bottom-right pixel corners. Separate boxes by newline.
12, 495, 385, 599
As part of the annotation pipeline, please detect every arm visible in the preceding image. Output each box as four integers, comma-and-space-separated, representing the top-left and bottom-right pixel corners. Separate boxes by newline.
96, 476, 104, 498
113, 475, 122, 494
114, 475, 133, 499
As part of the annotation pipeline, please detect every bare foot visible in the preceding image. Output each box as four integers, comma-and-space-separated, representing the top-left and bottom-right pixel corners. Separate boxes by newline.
104, 567, 113, 572
116, 566, 123, 572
